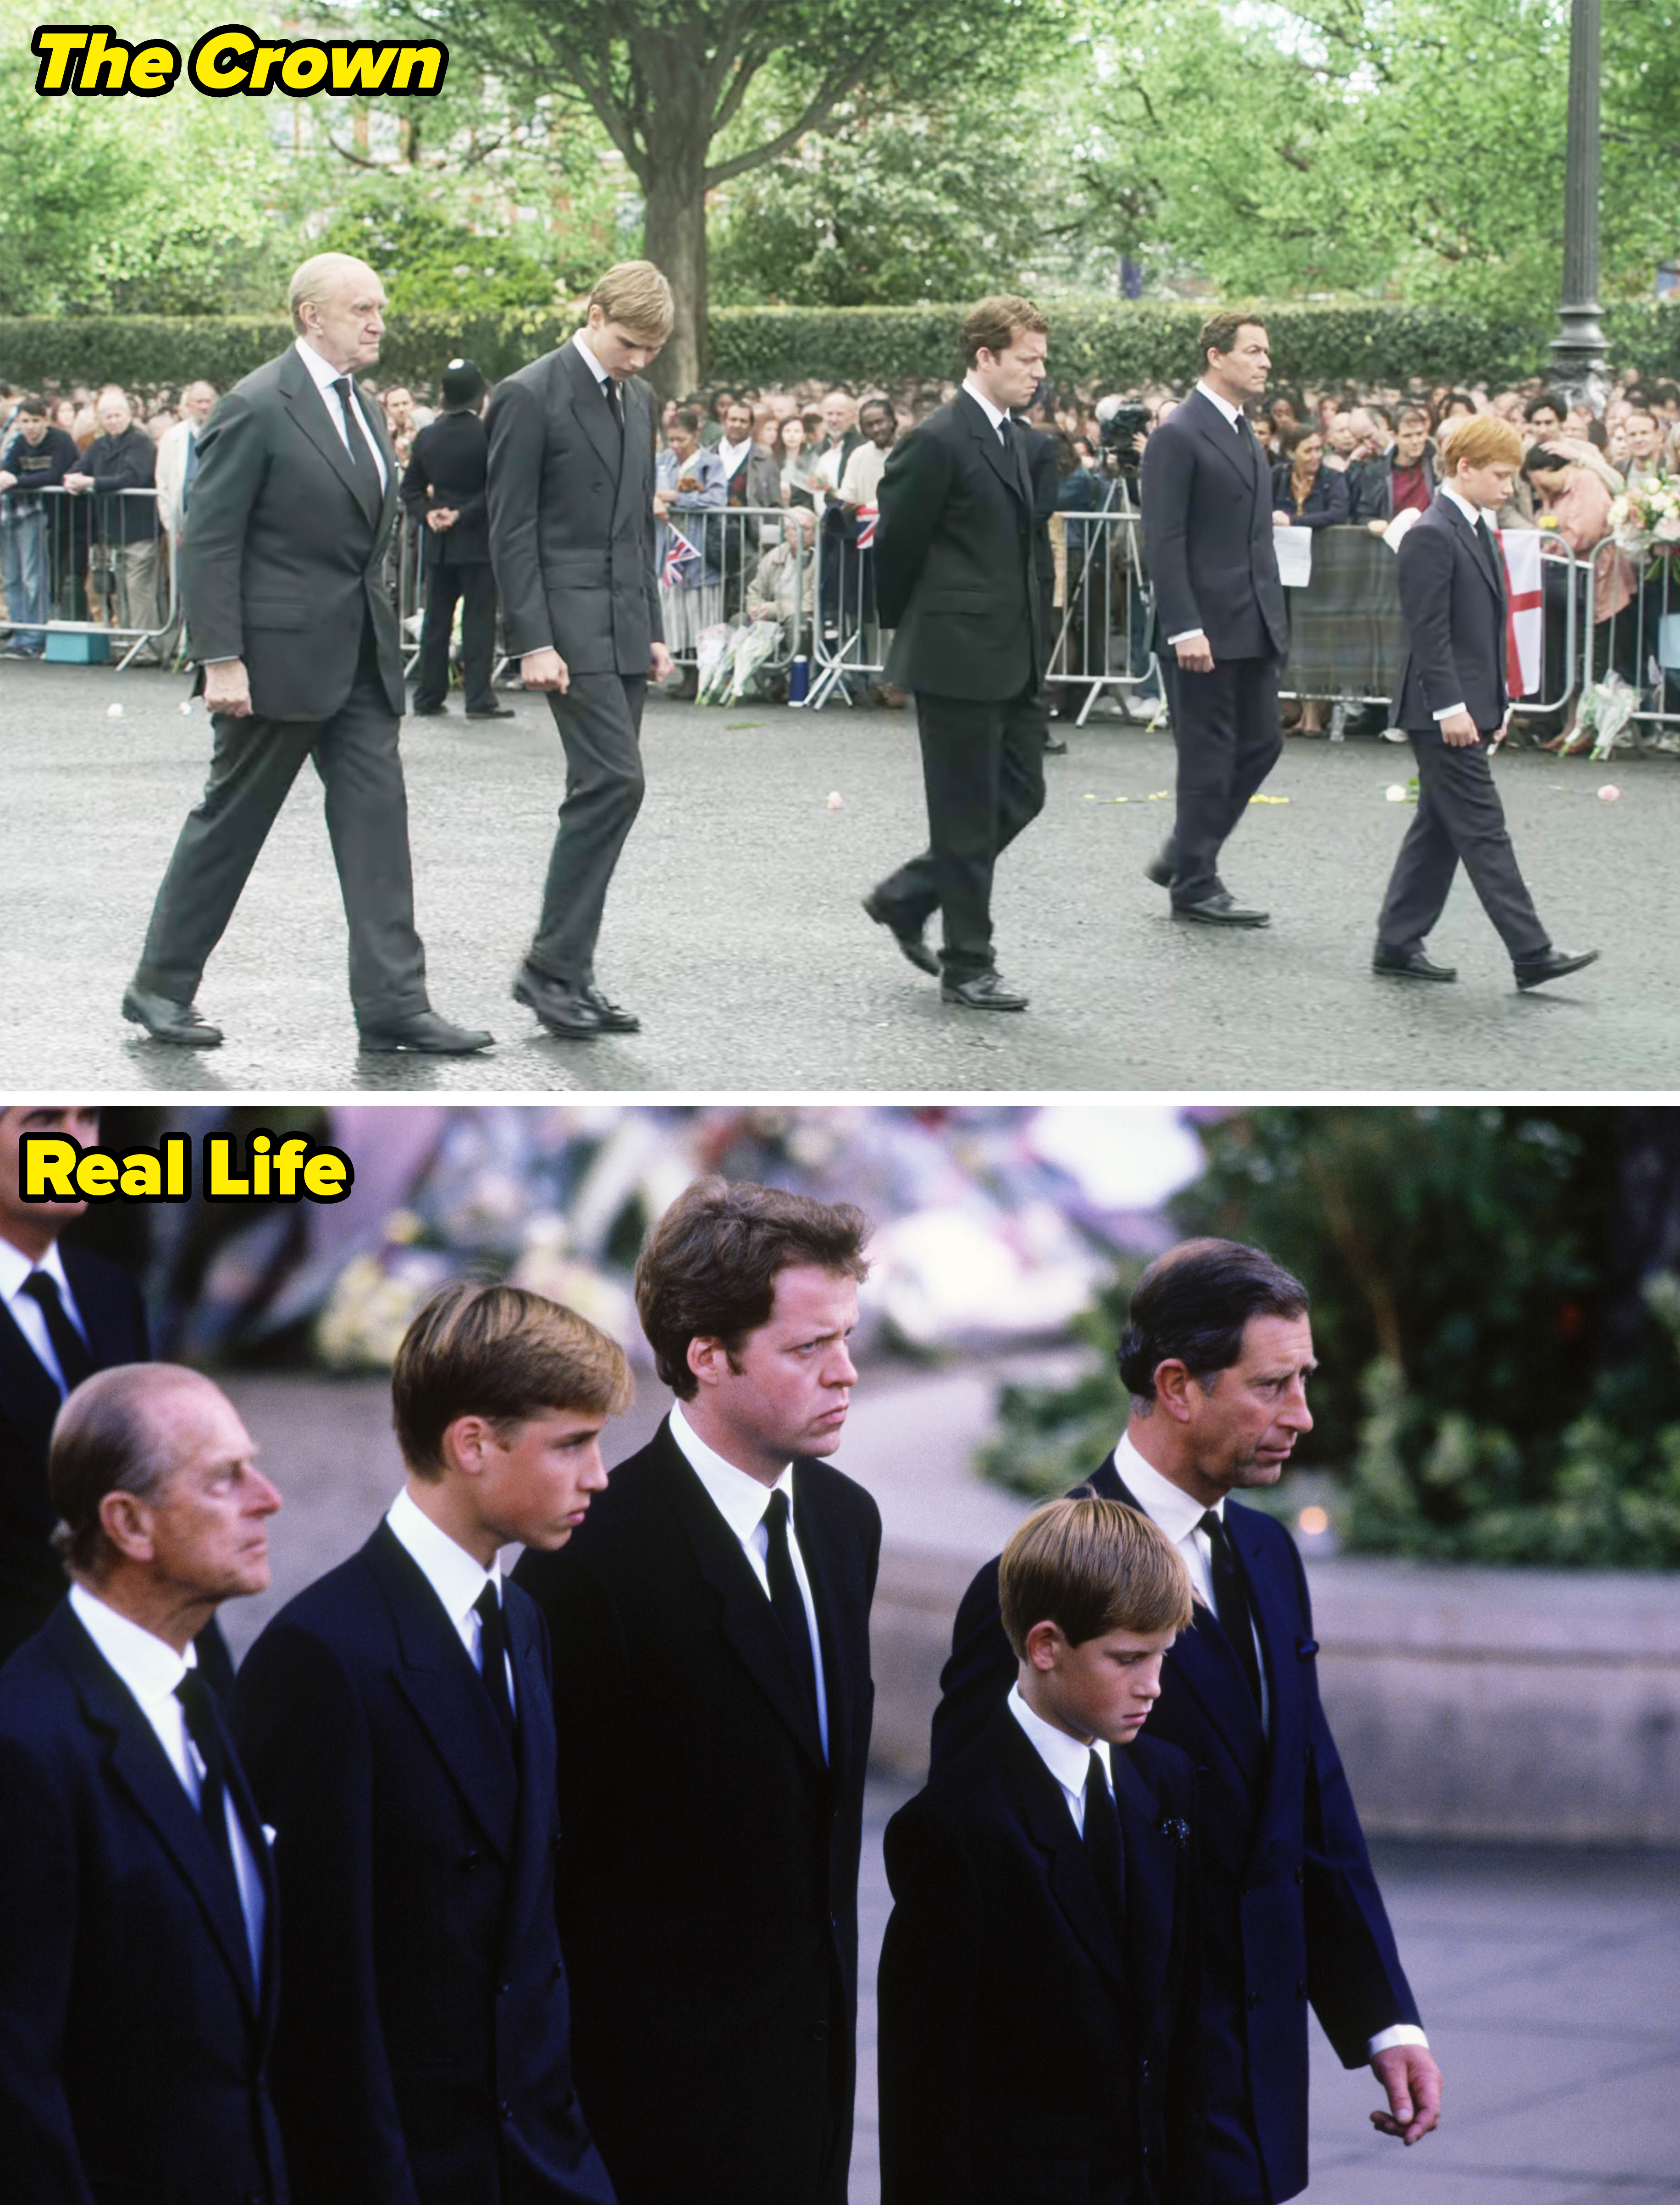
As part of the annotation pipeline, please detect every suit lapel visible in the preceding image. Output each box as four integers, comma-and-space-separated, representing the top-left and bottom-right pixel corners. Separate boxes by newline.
793, 1465, 863, 1790
221, 1720, 281, 2039
1111, 1746, 1177, 2016
1189, 390, 1257, 497
1440, 494, 1502, 608
959, 390, 1026, 505
279, 348, 380, 528
0, 1297, 61, 1471
991, 1704, 1127, 1999
613, 376, 653, 538
658, 1430, 827, 1773
1224, 1501, 1309, 1852
497, 1585, 555, 1965
354, 382, 398, 543
61, 1247, 144, 1368
366, 1524, 520, 1859
563, 341, 624, 485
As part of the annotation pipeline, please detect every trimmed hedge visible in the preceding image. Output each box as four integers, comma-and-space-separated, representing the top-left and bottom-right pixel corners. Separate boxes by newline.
8, 298, 1678, 396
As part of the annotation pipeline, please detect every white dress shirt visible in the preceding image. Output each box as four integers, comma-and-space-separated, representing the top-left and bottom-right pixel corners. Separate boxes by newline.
0, 1234, 89, 1395
1428, 481, 1499, 724
960, 376, 1011, 444
1166, 381, 1254, 647
570, 326, 612, 389
669, 1407, 830, 1763
385, 1486, 515, 1718
1007, 1681, 1112, 1837
716, 435, 754, 481
68, 1581, 266, 1977
293, 337, 387, 490
1112, 1428, 1427, 2060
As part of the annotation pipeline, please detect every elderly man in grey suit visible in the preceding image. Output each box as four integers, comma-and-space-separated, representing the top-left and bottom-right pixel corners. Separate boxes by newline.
487, 260, 674, 1040
124, 253, 490, 1054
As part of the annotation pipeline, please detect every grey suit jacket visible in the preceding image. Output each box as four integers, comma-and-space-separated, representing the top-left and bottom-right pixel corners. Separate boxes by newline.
485, 340, 663, 674
180, 345, 404, 722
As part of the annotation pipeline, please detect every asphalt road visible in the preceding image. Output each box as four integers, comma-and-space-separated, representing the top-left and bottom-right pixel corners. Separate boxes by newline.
2, 660, 1669, 1093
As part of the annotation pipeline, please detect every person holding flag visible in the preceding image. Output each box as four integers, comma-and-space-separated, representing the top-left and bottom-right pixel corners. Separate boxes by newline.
653, 408, 726, 692
1372, 413, 1599, 991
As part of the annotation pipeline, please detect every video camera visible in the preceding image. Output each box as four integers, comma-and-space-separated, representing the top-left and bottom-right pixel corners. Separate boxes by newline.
1099, 402, 1151, 463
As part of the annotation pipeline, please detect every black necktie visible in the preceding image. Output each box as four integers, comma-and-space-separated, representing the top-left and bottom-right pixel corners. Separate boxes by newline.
473, 1584, 516, 1744
175, 1669, 239, 1883
20, 1271, 94, 1392
333, 376, 362, 464
603, 376, 624, 433
1199, 1509, 1263, 1712
762, 1488, 819, 1718
1477, 513, 1503, 588
1083, 1748, 1127, 1945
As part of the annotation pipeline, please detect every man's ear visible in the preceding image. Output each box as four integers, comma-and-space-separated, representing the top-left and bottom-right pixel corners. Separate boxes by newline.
687, 1333, 727, 1393
97, 1487, 157, 1565
439, 1413, 495, 1478
1023, 1619, 1066, 1673
1151, 1358, 1197, 1425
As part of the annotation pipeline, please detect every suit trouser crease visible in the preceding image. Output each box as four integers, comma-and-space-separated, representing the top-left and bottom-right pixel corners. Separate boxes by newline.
530, 673, 647, 988
135, 671, 429, 1021
414, 560, 498, 710
1161, 655, 1282, 901
872, 689, 1047, 980
1378, 735, 1551, 961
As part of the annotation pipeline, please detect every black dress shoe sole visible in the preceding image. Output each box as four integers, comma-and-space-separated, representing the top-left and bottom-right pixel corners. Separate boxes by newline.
940, 989, 1029, 1011
465, 707, 517, 719
511, 975, 603, 1038
357, 1028, 493, 1054
1514, 952, 1601, 989
121, 993, 222, 1047
585, 1004, 641, 1033
862, 896, 939, 976
410, 704, 449, 716
1373, 959, 1457, 982
1172, 904, 1271, 928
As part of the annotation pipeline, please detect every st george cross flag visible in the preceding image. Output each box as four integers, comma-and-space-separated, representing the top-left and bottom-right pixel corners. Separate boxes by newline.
1498, 528, 1543, 697
663, 527, 700, 587
854, 504, 879, 551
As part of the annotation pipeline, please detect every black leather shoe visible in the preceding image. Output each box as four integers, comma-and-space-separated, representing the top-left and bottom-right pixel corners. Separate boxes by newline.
512, 964, 605, 1037
1144, 843, 1176, 890
581, 985, 641, 1034
941, 972, 1029, 1011
1172, 890, 1270, 927
862, 891, 939, 977
122, 984, 222, 1047
1514, 947, 1600, 990
1373, 946, 1457, 982
358, 1010, 493, 1054
410, 701, 449, 716
465, 702, 517, 720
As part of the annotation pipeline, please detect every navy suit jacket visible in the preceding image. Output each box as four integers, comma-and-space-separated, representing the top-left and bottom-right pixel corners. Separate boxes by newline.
1140, 391, 1288, 661
231, 1522, 614, 2205
0, 1598, 286, 2204
514, 1419, 880, 2205
1394, 492, 1509, 735
932, 1454, 1419, 2205
879, 1705, 1205, 2205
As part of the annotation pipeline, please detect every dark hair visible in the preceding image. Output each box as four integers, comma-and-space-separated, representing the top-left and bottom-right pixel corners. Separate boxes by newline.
1116, 1238, 1309, 1408
670, 406, 702, 436
858, 396, 894, 424
1199, 311, 1266, 371
1525, 391, 1565, 422
1360, 401, 1394, 432
635, 1177, 870, 1399
1520, 441, 1569, 481
961, 293, 1048, 368
1281, 421, 1322, 456
49, 1364, 201, 1575
391, 1280, 631, 1479
17, 395, 49, 418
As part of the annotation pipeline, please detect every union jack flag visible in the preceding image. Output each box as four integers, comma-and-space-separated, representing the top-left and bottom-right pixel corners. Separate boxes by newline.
854, 503, 879, 551
663, 527, 700, 587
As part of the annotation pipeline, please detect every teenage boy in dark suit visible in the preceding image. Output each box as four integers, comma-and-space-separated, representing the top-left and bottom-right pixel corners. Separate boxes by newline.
879, 1495, 1206, 2205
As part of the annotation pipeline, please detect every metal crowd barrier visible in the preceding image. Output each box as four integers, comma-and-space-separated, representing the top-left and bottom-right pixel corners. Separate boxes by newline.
0, 484, 175, 670
655, 503, 812, 698
1046, 499, 1162, 726
1581, 534, 1680, 748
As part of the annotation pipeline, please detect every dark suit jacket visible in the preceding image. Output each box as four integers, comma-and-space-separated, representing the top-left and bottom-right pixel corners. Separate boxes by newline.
933, 1456, 1419, 2205
875, 392, 1041, 701
1395, 492, 1509, 735
401, 411, 492, 567
180, 345, 404, 721
231, 1522, 614, 2205
1269, 461, 1351, 529
1348, 448, 1438, 525
513, 1419, 881, 2205
1140, 392, 1288, 660
0, 1598, 285, 2204
484, 340, 662, 673
879, 1706, 1205, 2205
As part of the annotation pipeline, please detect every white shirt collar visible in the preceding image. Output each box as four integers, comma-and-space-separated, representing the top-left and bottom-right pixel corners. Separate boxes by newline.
570, 327, 612, 387
718, 436, 752, 467
69, 1580, 194, 1708
1115, 1428, 1221, 1544
1008, 1680, 1112, 1793
386, 1485, 501, 1630
1440, 481, 1487, 529
1195, 380, 1244, 431
0, 1232, 72, 1308
961, 377, 1010, 437
294, 336, 361, 397
668, 1406, 793, 1541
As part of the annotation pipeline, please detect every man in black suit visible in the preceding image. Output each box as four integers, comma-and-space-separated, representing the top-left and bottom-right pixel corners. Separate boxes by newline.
0, 1361, 286, 2201
0, 1101, 235, 1696
879, 1495, 1206, 2205
487, 260, 674, 1041
933, 1239, 1441, 2205
1139, 314, 1288, 926
515, 1177, 881, 2205
862, 294, 1050, 1010
1374, 414, 1599, 990
126, 254, 490, 1055
232, 1282, 625, 2205
402, 356, 514, 723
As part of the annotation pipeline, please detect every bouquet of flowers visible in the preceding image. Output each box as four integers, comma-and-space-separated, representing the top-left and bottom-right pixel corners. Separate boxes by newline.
1608, 473, 1680, 566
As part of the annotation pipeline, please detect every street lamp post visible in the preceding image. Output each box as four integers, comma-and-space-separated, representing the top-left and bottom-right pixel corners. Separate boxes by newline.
1549, 0, 1607, 403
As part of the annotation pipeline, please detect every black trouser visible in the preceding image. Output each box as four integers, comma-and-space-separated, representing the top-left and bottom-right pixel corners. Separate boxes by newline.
134, 624, 428, 1024
1377, 731, 1551, 962
412, 558, 497, 711
870, 684, 1047, 983
1160, 654, 1282, 902
528, 672, 647, 988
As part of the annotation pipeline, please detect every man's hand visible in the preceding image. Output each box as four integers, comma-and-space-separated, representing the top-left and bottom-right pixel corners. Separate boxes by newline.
652, 489, 673, 518
649, 642, 674, 683
1273, 510, 1293, 525
425, 507, 457, 533
1439, 710, 1480, 747
203, 658, 253, 718
521, 647, 569, 695
0, 470, 15, 493
1175, 635, 1215, 673
1369, 2044, 1442, 2146
63, 471, 94, 494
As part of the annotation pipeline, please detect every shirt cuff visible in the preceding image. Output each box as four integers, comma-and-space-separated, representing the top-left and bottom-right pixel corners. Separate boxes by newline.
1432, 702, 1466, 721
1167, 629, 1207, 647
1368, 2025, 1430, 2059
